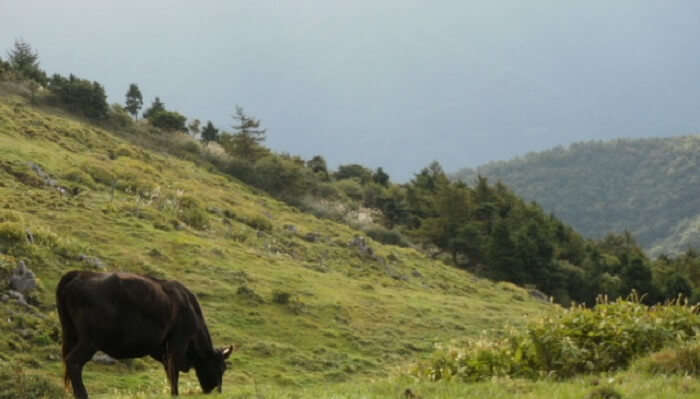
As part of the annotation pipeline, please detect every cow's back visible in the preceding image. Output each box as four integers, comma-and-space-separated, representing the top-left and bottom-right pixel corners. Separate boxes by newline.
57, 271, 179, 359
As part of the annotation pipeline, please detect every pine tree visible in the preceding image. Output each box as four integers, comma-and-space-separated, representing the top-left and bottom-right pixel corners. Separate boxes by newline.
124, 83, 143, 119
143, 97, 165, 120
7, 39, 46, 84
223, 106, 267, 162
200, 121, 219, 144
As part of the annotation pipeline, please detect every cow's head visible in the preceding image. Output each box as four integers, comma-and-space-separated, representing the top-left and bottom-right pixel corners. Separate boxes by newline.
196, 345, 234, 393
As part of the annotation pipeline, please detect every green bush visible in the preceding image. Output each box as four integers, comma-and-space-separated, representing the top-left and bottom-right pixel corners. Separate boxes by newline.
82, 164, 114, 186
245, 215, 272, 232
365, 227, 409, 247
62, 168, 96, 189
0, 222, 28, 248
411, 297, 700, 382
178, 196, 209, 230
335, 179, 364, 201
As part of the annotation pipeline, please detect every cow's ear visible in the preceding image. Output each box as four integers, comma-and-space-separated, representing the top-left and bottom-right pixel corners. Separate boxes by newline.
221, 345, 234, 359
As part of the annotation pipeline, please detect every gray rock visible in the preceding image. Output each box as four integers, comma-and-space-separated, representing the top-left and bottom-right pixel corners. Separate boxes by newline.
8, 261, 37, 295
92, 352, 117, 365
283, 224, 298, 234
6, 290, 28, 305
79, 254, 106, 269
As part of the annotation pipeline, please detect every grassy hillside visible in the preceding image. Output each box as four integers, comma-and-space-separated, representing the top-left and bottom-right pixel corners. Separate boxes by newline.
0, 94, 555, 396
454, 137, 700, 256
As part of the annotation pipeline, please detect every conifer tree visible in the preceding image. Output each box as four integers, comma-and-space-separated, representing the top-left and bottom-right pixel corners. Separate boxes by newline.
125, 83, 143, 119
200, 121, 219, 144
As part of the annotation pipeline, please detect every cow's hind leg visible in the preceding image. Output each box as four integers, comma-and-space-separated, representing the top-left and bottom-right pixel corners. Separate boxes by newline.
65, 342, 96, 399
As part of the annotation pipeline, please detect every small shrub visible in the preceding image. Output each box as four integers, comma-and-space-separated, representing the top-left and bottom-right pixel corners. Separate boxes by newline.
177, 196, 209, 230
272, 290, 292, 305
62, 168, 96, 189
114, 144, 136, 159
335, 178, 364, 201
245, 215, 272, 232
365, 227, 409, 247
83, 164, 114, 186
0, 222, 28, 248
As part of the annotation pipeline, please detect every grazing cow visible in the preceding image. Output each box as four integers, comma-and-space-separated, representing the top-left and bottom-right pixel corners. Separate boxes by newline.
56, 270, 233, 399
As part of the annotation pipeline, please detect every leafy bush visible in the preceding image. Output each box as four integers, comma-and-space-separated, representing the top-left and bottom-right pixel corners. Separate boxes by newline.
245, 215, 272, 232
62, 168, 96, 189
0, 222, 28, 248
177, 196, 209, 230
48, 73, 108, 119
148, 110, 187, 131
365, 227, 409, 247
335, 179, 364, 201
411, 297, 700, 382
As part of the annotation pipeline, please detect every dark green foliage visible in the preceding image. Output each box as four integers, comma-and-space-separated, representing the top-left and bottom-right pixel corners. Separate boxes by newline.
48, 74, 108, 119
6, 39, 47, 85
372, 167, 390, 187
453, 137, 700, 256
124, 83, 143, 119
334, 164, 373, 183
253, 154, 313, 200
245, 215, 272, 232
221, 105, 267, 162
148, 110, 187, 131
142, 97, 165, 120
200, 120, 219, 143
412, 298, 700, 382
307, 155, 329, 180
365, 227, 408, 247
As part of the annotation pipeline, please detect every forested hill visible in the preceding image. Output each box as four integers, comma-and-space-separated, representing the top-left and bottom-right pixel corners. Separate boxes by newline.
454, 136, 700, 256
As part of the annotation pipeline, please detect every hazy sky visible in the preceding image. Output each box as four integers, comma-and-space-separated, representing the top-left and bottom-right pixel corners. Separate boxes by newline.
3, 1, 700, 181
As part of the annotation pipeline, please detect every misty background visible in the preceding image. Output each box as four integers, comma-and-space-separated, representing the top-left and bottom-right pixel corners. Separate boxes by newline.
2, 0, 699, 181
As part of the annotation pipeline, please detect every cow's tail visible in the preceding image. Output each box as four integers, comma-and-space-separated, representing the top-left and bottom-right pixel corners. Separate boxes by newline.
56, 270, 80, 391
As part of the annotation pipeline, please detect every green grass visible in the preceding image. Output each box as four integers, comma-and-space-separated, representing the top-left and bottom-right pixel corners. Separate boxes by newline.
0, 94, 553, 396
1, 92, 697, 398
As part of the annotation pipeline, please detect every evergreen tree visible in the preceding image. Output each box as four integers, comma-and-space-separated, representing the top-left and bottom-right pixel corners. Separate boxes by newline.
307, 155, 329, 180
200, 121, 219, 143
124, 83, 143, 119
222, 106, 267, 162
143, 97, 165, 119
373, 167, 390, 187
7, 39, 47, 84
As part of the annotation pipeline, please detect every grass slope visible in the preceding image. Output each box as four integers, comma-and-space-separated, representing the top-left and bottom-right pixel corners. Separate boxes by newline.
0, 95, 551, 396
454, 137, 700, 256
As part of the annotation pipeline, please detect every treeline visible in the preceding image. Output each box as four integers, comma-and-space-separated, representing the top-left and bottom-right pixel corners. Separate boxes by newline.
2, 40, 698, 306
454, 137, 700, 257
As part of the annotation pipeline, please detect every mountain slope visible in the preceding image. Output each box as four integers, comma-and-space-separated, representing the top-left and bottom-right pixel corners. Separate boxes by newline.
454, 137, 700, 256
0, 95, 551, 396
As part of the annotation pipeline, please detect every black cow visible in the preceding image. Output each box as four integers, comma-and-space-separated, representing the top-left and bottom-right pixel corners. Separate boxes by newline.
56, 270, 233, 398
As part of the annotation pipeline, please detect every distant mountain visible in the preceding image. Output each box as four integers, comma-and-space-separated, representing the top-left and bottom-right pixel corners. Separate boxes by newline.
454, 136, 700, 256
